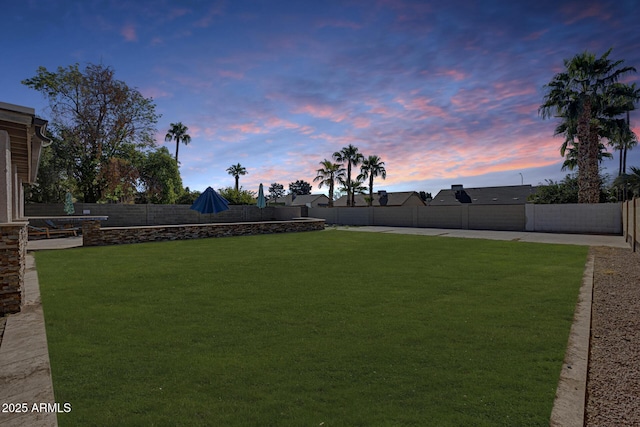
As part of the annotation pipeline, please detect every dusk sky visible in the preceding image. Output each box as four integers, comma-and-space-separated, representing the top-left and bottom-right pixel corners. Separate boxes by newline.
2, 0, 639, 197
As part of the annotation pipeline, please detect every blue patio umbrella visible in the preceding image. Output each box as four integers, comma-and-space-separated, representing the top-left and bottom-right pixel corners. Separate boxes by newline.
190, 187, 230, 214
257, 183, 266, 209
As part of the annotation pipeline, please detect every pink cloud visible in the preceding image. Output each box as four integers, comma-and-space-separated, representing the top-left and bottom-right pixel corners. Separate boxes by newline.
194, 3, 224, 27
230, 123, 268, 134
395, 96, 450, 119
294, 104, 349, 123
315, 19, 363, 30
168, 8, 190, 20
523, 29, 548, 41
492, 81, 536, 100
428, 68, 467, 81
140, 86, 171, 99
121, 24, 137, 42
561, 2, 611, 25
218, 69, 244, 79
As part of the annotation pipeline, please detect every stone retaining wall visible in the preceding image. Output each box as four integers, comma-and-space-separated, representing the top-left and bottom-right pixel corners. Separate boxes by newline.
0, 224, 27, 315
82, 218, 325, 247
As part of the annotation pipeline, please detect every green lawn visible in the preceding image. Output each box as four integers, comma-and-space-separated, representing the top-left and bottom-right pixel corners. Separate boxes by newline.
36, 230, 588, 426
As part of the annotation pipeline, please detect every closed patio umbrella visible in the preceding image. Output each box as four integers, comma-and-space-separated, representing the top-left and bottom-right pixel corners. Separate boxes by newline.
257, 183, 266, 209
190, 187, 230, 214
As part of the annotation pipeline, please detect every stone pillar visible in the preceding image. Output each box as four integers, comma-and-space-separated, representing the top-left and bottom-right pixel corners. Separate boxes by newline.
82, 220, 102, 246
0, 223, 27, 315
0, 131, 12, 223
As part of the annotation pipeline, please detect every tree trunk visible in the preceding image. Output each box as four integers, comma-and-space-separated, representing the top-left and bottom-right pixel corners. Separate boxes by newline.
328, 182, 334, 208
576, 99, 600, 203
346, 164, 352, 207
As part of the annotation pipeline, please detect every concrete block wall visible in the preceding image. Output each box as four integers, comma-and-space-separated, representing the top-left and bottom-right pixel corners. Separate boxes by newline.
469, 205, 525, 231
417, 206, 464, 228
374, 206, 416, 227
622, 198, 639, 251
24, 204, 301, 227
525, 203, 622, 234
310, 203, 621, 234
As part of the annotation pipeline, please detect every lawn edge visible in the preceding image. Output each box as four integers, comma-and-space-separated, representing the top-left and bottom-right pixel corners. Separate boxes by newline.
549, 253, 594, 427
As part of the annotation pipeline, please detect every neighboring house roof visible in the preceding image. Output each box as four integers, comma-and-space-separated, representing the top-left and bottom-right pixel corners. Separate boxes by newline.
333, 191, 426, 207
289, 194, 330, 206
430, 185, 537, 205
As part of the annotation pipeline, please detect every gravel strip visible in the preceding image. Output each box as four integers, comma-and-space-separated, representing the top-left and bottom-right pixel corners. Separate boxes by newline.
585, 246, 640, 427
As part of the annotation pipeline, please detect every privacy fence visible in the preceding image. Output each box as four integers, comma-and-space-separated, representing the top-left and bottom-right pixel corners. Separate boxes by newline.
25, 202, 623, 236
622, 198, 639, 252
309, 203, 622, 235
25, 203, 302, 227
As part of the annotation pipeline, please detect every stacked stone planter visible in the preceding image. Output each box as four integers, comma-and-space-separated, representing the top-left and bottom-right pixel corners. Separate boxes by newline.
82, 218, 325, 247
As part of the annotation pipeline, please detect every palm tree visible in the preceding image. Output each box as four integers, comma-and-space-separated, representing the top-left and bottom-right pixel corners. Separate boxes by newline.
539, 49, 638, 203
561, 142, 612, 171
313, 160, 345, 207
164, 122, 191, 164
358, 155, 387, 206
226, 163, 247, 191
610, 111, 638, 178
333, 144, 364, 207
614, 166, 640, 198
338, 178, 367, 205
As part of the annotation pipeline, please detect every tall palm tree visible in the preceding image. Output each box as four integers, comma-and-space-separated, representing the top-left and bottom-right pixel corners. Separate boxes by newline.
333, 144, 364, 207
610, 111, 638, 178
338, 178, 366, 204
165, 122, 191, 164
313, 159, 345, 207
561, 142, 612, 171
358, 155, 387, 206
539, 48, 638, 203
614, 166, 640, 198
226, 163, 247, 191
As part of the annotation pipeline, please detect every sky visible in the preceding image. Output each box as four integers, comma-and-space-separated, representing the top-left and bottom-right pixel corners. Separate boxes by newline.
2, 0, 640, 197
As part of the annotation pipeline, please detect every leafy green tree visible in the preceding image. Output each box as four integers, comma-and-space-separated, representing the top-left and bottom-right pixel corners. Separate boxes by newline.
227, 163, 248, 191
539, 49, 638, 203
218, 187, 255, 205
313, 160, 345, 207
268, 183, 285, 203
614, 166, 640, 198
529, 174, 612, 204
138, 147, 183, 204
25, 133, 74, 203
100, 156, 140, 203
176, 187, 202, 205
22, 63, 159, 202
338, 178, 367, 204
333, 144, 364, 207
289, 180, 312, 195
165, 122, 191, 164
358, 155, 387, 207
